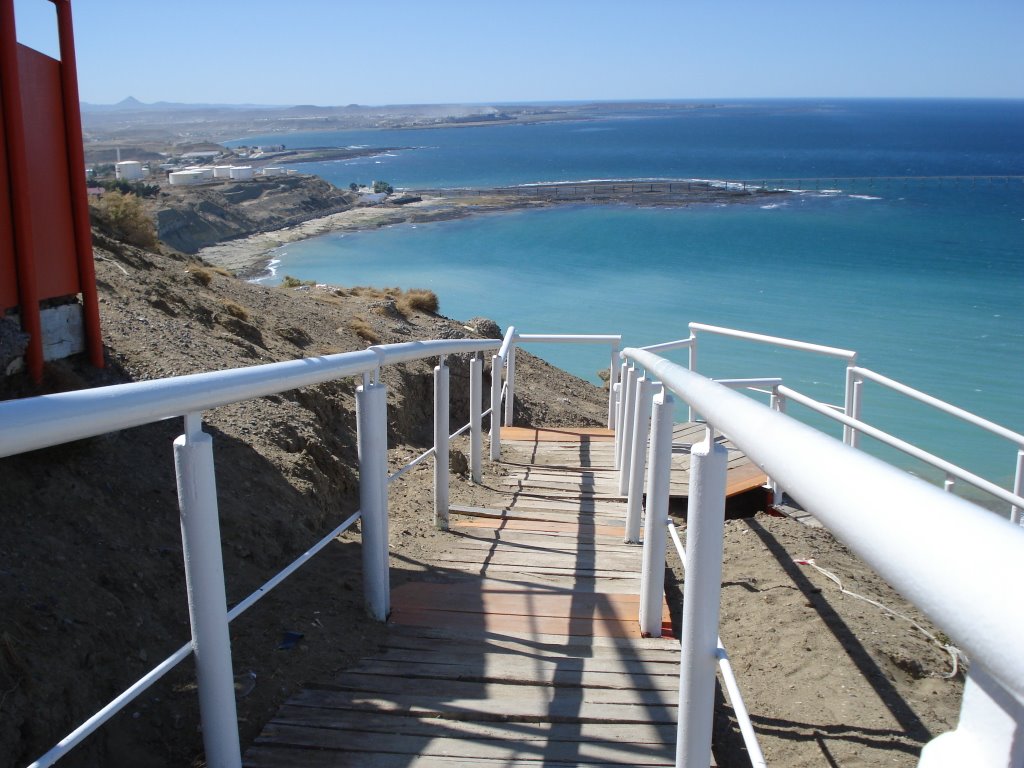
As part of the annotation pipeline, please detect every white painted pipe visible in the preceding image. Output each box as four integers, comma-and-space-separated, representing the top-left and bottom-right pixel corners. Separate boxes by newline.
356, 382, 389, 621
608, 340, 620, 429
624, 347, 1024, 707
850, 366, 1024, 448
173, 414, 242, 768
503, 345, 516, 427
434, 360, 450, 530
1012, 450, 1023, 526
675, 428, 728, 768
639, 389, 673, 637
919, 665, 1024, 767
625, 377, 654, 544
470, 356, 482, 484
689, 321, 857, 360
613, 361, 628, 465
489, 354, 502, 461
617, 365, 638, 495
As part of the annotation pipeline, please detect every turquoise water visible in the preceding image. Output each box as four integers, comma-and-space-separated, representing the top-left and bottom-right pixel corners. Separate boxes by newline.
229, 100, 1024, 499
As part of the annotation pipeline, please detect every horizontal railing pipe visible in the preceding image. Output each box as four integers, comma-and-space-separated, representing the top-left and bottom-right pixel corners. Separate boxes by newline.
515, 333, 622, 344
778, 385, 1024, 510
638, 336, 694, 355
689, 322, 857, 361
1, 338, 502, 459
850, 366, 1024, 449
623, 347, 1024, 705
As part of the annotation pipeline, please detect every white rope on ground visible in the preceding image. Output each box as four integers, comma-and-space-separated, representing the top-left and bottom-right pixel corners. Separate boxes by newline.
795, 557, 965, 678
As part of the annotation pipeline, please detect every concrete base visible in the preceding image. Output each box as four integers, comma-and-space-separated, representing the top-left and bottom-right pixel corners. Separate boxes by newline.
3, 301, 86, 375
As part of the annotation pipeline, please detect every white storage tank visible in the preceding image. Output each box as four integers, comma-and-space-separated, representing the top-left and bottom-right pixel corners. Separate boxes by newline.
229, 166, 254, 181
213, 166, 233, 179
168, 170, 205, 186
115, 160, 143, 181
262, 167, 283, 177
195, 167, 215, 180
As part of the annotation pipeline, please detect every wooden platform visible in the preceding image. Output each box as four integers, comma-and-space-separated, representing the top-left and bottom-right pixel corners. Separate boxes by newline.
243, 425, 733, 767
500, 423, 767, 500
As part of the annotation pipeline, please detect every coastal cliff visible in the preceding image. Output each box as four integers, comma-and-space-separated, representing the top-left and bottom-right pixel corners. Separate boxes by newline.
153, 174, 356, 254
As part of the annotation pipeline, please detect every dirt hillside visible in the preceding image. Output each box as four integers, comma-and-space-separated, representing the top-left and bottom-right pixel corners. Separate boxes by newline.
0, 231, 606, 768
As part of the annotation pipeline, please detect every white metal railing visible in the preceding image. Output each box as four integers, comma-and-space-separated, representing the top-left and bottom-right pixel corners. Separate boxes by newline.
622, 346, 1024, 768
6, 322, 1024, 768
3, 336, 502, 768
685, 324, 1024, 520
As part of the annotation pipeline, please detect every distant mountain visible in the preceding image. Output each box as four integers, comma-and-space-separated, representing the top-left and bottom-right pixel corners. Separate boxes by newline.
80, 98, 289, 113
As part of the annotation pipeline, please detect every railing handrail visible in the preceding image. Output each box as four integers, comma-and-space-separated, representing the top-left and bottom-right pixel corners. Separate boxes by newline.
0, 337, 500, 459
623, 346, 1024, 705
515, 333, 622, 344
639, 336, 694, 354
778, 384, 1024, 510
690, 322, 857, 361
850, 365, 1024, 449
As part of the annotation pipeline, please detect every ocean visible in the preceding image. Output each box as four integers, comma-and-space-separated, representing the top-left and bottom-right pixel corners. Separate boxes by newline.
225, 100, 1024, 504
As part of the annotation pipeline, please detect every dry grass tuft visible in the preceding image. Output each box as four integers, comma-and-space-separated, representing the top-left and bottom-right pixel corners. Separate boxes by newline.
396, 288, 439, 316
222, 301, 249, 321
186, 264, 213, 286
348, 317, 381, 344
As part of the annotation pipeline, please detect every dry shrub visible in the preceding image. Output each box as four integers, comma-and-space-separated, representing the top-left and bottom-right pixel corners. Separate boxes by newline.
90, 191, 157, 249
186, 264, 213, 286
222, 301, 249, 321
348, 317, 381, 344
397, 288, 439, 316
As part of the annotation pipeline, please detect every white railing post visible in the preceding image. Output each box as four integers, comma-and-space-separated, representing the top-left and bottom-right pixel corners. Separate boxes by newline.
918, 665, 1024, 767
844, 367, 863, 447
617, 365, 638, 489
687, 331, 697, 422
1012, 450, 1023, 526
607, 340, 620, 429
172, 412, 242, 768
489, 354, 502, 461
613, 360, 628, 464
470, 355, 483, 484
625, 376, 655, 544
503, 344, 516, 427
639, 387, 672, 636
356, 377, 390, 621
434, 357, 450, 530
676, 426, 728, 768
766, 386, 783, 506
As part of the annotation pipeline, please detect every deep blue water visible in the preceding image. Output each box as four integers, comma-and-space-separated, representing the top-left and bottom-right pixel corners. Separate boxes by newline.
226, 100, 1024, 502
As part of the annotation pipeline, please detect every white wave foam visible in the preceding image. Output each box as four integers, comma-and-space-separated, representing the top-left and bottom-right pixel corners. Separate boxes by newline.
849, 194, 882, 200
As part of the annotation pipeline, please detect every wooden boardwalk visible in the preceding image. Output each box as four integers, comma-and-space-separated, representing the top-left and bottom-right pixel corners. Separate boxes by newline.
243, 424, 752, 766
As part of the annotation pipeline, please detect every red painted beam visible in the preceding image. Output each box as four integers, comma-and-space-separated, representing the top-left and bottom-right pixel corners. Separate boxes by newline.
0, 0, 43, 380
53, 0, 103, 368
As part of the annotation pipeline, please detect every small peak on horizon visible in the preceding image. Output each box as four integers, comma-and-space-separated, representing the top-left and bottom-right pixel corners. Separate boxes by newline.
117, 96, 145, 107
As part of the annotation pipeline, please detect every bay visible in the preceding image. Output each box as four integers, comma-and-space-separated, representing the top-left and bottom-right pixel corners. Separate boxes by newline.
231, 100, 1024, 502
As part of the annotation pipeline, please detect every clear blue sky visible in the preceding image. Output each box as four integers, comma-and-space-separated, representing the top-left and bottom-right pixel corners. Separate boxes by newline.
13, 0, 1024, 105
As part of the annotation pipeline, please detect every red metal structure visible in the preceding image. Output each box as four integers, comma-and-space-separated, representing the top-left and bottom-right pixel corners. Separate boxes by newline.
0, 0, 102, 380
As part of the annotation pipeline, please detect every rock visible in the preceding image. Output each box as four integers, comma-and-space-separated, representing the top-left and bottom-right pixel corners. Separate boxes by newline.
465, 317, 502, 338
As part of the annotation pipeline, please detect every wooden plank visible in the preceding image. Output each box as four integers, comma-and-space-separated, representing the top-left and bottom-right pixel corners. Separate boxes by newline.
267, 707, 676, 743
245, 745, 677, 768
287, 687, 680, 723
502, 426, 617, 442
252, 723, 675, 764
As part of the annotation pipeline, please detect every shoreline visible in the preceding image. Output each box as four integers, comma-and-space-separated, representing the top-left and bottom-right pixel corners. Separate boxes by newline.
198, 180, 787, 277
